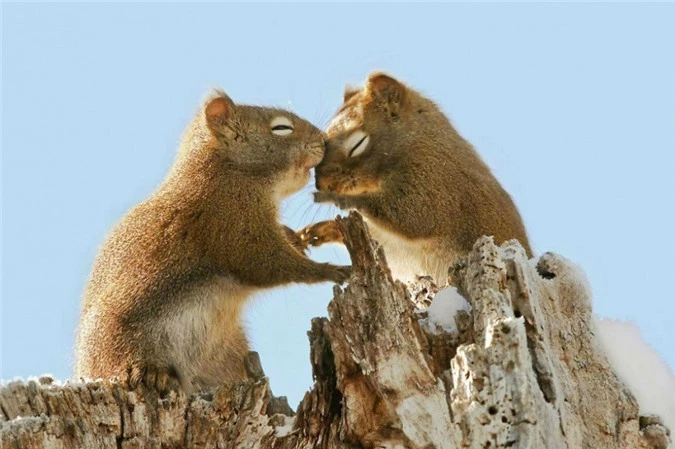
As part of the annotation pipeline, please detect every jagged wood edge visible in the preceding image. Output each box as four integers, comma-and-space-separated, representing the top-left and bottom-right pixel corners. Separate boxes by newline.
0, 212, 670, 449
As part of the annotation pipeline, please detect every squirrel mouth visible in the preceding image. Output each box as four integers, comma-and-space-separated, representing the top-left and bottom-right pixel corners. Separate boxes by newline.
315, 174, 381, 196
314, 175, 336, 193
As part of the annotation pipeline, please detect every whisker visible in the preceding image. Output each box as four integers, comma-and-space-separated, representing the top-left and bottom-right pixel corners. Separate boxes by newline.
310, 206, 321, 229
312, 96, 333, 130
299, 200, 318, 227
331, 245, 342, 262
286, 196, 311, 223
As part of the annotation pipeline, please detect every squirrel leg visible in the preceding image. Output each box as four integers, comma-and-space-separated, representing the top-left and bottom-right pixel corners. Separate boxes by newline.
274, 241, 352, 285
228, 230, 352, 286
286, 255, 352, 285
128, 364, 181, 394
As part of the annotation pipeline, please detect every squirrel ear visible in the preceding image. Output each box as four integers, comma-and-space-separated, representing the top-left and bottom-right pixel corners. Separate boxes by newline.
204, 91, 234, 133
366, 72, 405, 107
343, 84, 360, 103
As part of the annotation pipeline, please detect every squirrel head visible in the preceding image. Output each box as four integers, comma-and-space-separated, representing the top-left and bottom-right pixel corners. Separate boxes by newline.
177, 90, 325, 200
315, 72, 443, 196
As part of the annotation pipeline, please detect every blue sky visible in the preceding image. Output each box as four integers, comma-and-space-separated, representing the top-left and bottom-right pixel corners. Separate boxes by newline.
2, 3, 673, 407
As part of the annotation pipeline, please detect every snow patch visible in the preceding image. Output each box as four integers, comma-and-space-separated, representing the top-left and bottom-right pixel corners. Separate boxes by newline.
594, 317, 675, 434
274, 415, 296, 437
426, 286, 471, 334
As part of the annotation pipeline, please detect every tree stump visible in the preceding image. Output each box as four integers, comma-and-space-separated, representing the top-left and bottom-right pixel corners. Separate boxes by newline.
1, 212, 670, 449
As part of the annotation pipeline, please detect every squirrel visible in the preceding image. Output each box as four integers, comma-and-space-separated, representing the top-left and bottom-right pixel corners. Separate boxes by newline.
75, 90, 350, 394
300, 72, 531, 285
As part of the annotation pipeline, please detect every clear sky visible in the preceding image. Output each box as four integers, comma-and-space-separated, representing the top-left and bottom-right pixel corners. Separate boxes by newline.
2, 3, 673, 407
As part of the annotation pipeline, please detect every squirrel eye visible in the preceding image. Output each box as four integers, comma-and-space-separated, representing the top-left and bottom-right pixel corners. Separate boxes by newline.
345, 130, 370, 157
271, 116, 294, 136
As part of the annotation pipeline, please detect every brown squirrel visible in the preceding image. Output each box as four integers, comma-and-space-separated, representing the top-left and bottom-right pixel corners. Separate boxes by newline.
75, 90, 350, 393
301, 72, 531, 285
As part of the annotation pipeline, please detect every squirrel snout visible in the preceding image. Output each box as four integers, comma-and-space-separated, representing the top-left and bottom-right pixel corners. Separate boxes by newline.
302, 141, 326, 169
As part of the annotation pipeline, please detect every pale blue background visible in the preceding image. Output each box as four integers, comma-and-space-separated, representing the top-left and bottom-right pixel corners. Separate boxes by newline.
2, 3, 674, 407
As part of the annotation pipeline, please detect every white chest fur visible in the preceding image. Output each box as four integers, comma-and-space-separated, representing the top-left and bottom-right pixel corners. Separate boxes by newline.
364, 218, 451, 285
157, 276, 252, 389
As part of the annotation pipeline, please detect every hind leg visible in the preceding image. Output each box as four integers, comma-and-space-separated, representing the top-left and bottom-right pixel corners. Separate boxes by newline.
128, 364, 182, 394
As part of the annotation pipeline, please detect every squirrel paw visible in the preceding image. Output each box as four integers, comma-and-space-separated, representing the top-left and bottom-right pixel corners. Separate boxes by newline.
332, 265, 352, 284
128, 365, 181, 394
283, 225, 310, 255
299, 220, 344, 248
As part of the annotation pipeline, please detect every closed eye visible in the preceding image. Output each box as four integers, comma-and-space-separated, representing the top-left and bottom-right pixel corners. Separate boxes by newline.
345, 130, 370, 157
271, 116, 294, 136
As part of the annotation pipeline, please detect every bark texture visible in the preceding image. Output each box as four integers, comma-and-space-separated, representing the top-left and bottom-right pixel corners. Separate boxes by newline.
1, 212, 670, 449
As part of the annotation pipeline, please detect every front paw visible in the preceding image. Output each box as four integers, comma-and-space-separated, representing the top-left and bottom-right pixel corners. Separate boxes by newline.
330, 264, 352, 284
283, 225, 309, 255
299, 220, 344, 248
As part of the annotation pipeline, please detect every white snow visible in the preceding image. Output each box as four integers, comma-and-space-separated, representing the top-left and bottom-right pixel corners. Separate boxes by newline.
274, 415, 296, 437
426, 286, 471, 334
594, 317, 675, 436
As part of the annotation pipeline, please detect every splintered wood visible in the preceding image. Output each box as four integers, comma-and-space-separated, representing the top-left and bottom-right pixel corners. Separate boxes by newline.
1, 212, 670, 449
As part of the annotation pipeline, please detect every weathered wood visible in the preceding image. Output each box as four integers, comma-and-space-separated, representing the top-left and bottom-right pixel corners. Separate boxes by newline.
1, 212, 670, 448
